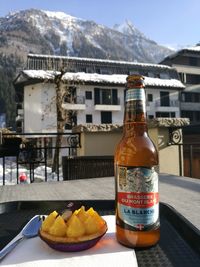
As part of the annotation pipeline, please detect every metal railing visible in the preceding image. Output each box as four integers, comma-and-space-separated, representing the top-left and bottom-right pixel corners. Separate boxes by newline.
154, 99, 179, 107
0, 132, 81, 185
1, 130, 199, 185
168, 127, 200, 179
62, 156, 114, 180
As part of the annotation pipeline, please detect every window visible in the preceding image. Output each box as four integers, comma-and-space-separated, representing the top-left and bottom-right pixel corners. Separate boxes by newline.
156, 112, 175, 118
95, 68, 101, 74
86, 67, 94, 73
101, 111, 112, 124
186, 74, 200, 84
184, 93, 193, 102
78, 67, 86, 72
85, 91, 92, 100
189, 57, 198, 66
182, 110, 200, 123
171, 112, 176, 118
148, 72, 155, 78
65, 124, 72, 130
160, 91, 170, 106
147, 94, 153, 102
65, 113, 77, 129
181, 111, 194, 122
148, 115, 154, 119
181, 93, 185, 102
179, 73, 186, 83
160, 73, 170, 79
129, 70, 139, 75
94, 88, 118, 105
102, 89, 112, 104
100, 68, 111, 74
194, 93, 200, 102
86, 114, 93, 123
195, 111, 200, 121
182, 92, 200, 103
16, 120, 22, 127
64, 87, 76, 103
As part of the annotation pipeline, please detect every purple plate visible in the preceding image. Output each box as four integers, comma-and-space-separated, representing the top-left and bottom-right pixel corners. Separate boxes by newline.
39, 228, 107, 252
40, 233, 106, 252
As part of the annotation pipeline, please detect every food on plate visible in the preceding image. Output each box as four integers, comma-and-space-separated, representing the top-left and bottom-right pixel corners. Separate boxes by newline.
39, 206, 107, 248
41, 211, 58, 232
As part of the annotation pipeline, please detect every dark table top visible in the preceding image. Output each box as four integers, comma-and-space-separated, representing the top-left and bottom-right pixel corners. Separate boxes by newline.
0, 200, 200, 267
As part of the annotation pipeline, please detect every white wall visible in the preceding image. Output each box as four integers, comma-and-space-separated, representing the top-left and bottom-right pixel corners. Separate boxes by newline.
24, 83, 57, 133
75, 84, 124, 125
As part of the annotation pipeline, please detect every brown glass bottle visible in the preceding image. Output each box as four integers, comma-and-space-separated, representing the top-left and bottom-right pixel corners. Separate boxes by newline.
114, 74, 160, 248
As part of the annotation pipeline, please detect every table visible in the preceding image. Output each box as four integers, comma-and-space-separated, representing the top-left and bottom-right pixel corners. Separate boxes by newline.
0, 200, 200, 266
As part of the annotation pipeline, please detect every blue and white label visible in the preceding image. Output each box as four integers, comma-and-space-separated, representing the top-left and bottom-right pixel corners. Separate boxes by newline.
126, 88, 145, 102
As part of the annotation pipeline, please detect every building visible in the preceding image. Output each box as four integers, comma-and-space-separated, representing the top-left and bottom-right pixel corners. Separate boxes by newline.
14, 54, 184, 133
160, 45, 200, 125
160, 45, 200, 178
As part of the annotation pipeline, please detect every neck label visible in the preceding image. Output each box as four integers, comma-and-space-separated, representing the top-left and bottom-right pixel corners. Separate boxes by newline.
126, 88, 145, 102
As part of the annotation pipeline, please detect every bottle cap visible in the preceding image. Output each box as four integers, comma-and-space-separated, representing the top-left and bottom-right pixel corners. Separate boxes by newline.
126, 74, 144, 88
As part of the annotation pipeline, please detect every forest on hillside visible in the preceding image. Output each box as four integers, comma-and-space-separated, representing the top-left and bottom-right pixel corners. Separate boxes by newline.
0, 53, 23, 128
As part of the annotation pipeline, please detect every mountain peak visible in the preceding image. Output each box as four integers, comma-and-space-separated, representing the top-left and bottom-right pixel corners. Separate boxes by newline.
113, 20, 144, 37
43, 10, 82, 22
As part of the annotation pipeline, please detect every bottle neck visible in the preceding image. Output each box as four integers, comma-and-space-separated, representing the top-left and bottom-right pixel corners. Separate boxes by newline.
123, 87, 147, 135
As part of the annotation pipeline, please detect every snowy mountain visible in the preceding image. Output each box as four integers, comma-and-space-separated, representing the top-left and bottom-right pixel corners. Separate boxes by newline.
0, 9, 172, 63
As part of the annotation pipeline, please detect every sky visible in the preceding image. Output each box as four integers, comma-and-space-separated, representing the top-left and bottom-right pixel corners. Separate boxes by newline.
0, 0, 200, 49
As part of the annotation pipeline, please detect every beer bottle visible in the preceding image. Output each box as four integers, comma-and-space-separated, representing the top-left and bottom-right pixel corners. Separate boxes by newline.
114, 74, 160, 248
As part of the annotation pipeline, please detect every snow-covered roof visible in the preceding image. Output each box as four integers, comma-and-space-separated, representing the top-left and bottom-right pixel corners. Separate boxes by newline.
16, 70, 185, 89
62, 72, 184, 88
27, 53, 173, 70
162, 45, 200, 61
182, 45, 200, 52
62, 72, 125, 84
23, 70, 58, 80
144, 76, 184, 88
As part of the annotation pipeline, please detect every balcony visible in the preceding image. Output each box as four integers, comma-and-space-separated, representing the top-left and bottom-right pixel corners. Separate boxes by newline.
62, 96, 86, 110
95, 98, 121, 111
173, 64, 200, 75
95, 104, 121, 111
147, 99, 179, 108
154, 99, 179, 108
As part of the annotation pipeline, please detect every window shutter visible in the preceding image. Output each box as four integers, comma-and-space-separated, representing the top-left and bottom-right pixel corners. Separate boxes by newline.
94, 88, 100, 104
112, 89, 118, 105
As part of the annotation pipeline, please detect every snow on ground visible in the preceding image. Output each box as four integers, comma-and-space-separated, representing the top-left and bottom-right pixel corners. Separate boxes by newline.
0, 157, 63, 186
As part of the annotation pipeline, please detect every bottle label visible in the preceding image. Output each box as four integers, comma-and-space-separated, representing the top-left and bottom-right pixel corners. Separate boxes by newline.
126, 88, 145, 102
116, 166, 159, 231
125, 89, 146, 116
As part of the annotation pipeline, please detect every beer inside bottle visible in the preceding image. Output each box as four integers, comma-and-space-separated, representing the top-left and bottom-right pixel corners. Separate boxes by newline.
114, 74, 160, 248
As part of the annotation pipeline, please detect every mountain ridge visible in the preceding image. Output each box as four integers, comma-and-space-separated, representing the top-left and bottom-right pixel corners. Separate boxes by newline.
0, 8, 173, 63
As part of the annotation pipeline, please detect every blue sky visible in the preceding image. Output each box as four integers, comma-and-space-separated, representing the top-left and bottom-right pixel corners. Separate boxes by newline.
1, 0, 200, 48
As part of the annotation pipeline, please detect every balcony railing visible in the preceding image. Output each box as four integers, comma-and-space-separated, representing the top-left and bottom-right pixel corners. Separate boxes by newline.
152, 99, 179, 107
95, 98, 120, 106
64, 96, 85, 104
62, 96, 86, 110
95, 98, 121, 111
